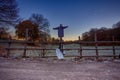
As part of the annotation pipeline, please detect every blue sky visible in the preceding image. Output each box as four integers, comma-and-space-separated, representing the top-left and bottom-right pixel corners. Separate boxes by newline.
17, 0, 120, 40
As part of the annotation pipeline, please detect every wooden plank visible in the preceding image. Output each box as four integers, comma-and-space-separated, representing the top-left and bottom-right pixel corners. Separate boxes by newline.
45, 55, 119, 58
0, 40, 120, 59
2, 48, 120, 50
1, 40, 120, 44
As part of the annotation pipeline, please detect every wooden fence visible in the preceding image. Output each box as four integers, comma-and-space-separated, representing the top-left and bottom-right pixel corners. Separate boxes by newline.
0, 39, 120, 59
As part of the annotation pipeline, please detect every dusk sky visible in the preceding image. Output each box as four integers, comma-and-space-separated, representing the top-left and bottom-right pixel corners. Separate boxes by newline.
17, 0, 120, 40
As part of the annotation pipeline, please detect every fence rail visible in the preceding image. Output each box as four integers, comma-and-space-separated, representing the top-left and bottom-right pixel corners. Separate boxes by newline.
0, 39, 120, 59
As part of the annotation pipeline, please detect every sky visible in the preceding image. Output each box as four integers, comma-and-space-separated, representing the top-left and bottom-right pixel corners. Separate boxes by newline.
17, 0, 120, 40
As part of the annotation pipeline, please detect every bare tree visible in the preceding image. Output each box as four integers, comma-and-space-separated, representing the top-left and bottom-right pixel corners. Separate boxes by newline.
0, 0, 19, 27
29, 13, 51, 42
0, 27, 9, 39
29, 14, 50, 34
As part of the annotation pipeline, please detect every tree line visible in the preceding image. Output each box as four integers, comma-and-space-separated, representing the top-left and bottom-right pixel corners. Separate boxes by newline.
82, 21, 120, 41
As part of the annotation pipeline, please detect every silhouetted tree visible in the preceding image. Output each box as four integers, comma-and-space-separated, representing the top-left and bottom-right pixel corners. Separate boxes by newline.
29, 14, 50, 42
82, 21, 120, 41
82, 32, 89, 41
112, 21, 120, 41
51, 37, 59, 42
97, 27, 112, 41
39, 32, 51, 43
0, 27, 9, 39
15, 20, 39, 41
0, 0, 19, 27
82, 28, 97, 41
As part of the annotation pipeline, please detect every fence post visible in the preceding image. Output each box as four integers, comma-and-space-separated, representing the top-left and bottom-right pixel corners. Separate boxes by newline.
95, 31, 99, 60
23, 41, 27, 58
95, 42, 99, 60
7, 37, 11, 57
112, 36, 116, 59
23, 28, 28, 58
78, 36, 82, 59
42, 49, 45, 58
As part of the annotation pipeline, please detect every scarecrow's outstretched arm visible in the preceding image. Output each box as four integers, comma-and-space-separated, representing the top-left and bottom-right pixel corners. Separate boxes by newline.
63, 26, 68, 29
53, 27, 59, 30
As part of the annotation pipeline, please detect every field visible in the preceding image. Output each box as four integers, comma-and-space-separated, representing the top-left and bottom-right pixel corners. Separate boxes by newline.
0, 42, 120, 59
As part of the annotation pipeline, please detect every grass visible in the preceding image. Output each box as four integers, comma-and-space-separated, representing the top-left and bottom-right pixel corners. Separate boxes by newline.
0, 43, 120, 58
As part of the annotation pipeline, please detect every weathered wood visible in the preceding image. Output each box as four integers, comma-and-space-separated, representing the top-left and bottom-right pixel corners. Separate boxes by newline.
23, 41, 27, 58
22, 29, 28, 58
0, 40, 120, 59
78, 36, 82, 58
42, 49, 45, 58
7, 40, 11, 57
112, 36, 116, 59
2, 48, 120, 51
1, 40, 120, 44
45, 55, 119, 58
95, 42, 99, 59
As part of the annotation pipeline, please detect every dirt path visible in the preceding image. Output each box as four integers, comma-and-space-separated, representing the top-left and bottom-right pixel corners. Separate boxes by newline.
0, 58, 120, 80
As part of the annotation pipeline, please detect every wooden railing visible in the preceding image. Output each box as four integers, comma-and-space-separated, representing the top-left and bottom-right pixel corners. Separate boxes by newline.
0, 39, 120, 59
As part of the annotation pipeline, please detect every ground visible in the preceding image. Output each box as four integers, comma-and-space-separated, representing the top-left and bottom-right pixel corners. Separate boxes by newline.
0, 58, 120, 80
